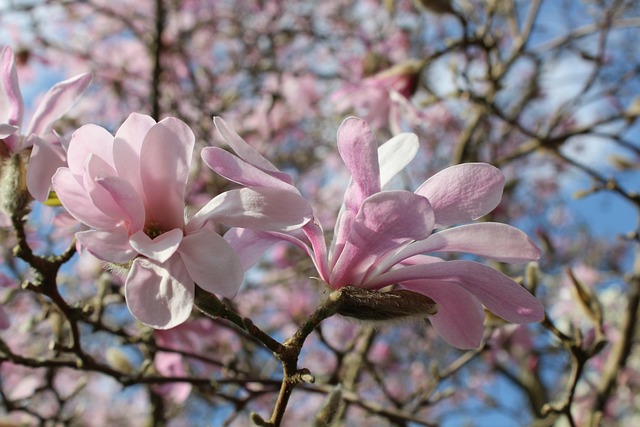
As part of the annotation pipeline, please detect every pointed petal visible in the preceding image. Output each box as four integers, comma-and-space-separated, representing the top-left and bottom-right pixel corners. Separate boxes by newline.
113, 113, 156, 196
201, 147, 294, 192
368, 260, 544, 323
76, 228, 137, 263
378, 133, 419, 188
52, 167, 118, 229
125, 257, 194, 329
25, 73, 91, 137
130, 229, 183, 263
0, 46, 24, 129
188, 187, 312, 232
26, 135, 66, 201
415, 163, 505, 227
330, 190, 434, 288
332, 117, 382, 264
402, 280, 485, 349
140, 118, 194, 230
178, 227, 243, 298
214, 117, 293, 184
387, 223, 541, 267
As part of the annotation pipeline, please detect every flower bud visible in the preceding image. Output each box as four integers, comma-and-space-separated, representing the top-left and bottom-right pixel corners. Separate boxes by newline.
0, 153, 30, 218
335, 286, 437, 323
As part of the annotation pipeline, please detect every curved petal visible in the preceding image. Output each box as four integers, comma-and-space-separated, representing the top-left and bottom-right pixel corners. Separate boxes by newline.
130, 229, 183, 263
0, 124, 18, 139
178, 227, 243, 298
25, 73, 91, 137
66, 124, 115, 176
26, 135, 66, 201
0, 46, 23, 129
214, 117, 293, 184
224, 228, 284, 271
76, 228, 137, 263
415, 163, 505, 227
201, 147, 295, 192
367, 260, 544, 324
125, 257, 194, 329
384, 223, 541, 268
140, 118, 194, 231
113, 113, 156, 196
332, 117, 382, 264
96, 176, 145, 233
188, 187, 312, 232
402, 280, 486, 349
52, 167, 119, 229
331, 190, 434, 288
378, 132, 419, 188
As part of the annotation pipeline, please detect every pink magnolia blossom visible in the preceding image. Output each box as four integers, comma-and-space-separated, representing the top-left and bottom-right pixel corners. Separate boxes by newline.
204, 117, 544, 349
332, 60, 424, 130
0, 45, 91, 201
51, 113, 312, 329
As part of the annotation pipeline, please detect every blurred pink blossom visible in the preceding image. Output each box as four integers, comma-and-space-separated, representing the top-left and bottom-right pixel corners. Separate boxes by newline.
51, 113, 312, 329
0, 45, 91, 201
206, 117, 543, 349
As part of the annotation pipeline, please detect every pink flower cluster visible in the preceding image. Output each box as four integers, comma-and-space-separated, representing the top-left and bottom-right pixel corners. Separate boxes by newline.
213, 117, 544, 349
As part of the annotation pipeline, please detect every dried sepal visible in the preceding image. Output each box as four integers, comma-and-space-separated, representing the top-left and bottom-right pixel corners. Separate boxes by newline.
335, 286, 437, 323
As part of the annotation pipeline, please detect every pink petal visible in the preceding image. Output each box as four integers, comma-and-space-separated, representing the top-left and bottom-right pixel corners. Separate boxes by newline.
96, 176, 146, 233
415, 163, 505, 227
378, 133, 419, 188
76, 228, 137, 263
140, 118, 194, 231
331, 190, 434, 288
125, 257, 194, 329
25, 73, 91, 137
178, 227, 243, 298
130, 229, 184, 263
66, 124, 115, 176
386, 223, 541, 267
0, 124, 18, 139
113, 113, 156, 196
224, 228, 283, 271
201, 147, 295, 192
214, 117, 293, 184
0, 46, 24, 131
187, 187, 312, 233
368, 260, 544, 323
332, 117, 382, 264
26, 135, 66, 201
402, 280, 486, 349
52, 168, 119, 229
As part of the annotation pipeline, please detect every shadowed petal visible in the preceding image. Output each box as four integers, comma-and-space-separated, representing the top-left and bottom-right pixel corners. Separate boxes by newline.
130, 229, 183, 263
140, 118, 194, 230
125, 257, 194, 329
76, 228, 136, 263
178, 227, 243, 298
402, 280, 486, 349
96, 176, 146, 233
66, 124, 115, 176
187, 187, 312, 232
368, 260, 544, 323
331, 190, 434, 288
52, 167, 119, 229
415, 163, 504, 227
26, 135, 66, 201
0, 46, 24, 131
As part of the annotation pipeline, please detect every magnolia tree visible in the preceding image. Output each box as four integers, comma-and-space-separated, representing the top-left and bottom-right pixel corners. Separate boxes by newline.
0, 0, 639, 426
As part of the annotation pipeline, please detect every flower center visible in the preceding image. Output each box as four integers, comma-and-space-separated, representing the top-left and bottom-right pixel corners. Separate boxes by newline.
144, 222, 164, 239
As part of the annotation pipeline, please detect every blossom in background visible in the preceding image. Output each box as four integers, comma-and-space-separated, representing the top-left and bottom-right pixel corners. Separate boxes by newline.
205, 116, 544, 349
0, 45, 91, 201
51, 113, 312, 329
332, 59, 424, 130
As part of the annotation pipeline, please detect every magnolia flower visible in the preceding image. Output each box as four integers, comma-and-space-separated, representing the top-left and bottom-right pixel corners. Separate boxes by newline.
0, 45, 91, 201
332, 59, 424, 130
51, 113, 312, 329
205, 117, 544, 349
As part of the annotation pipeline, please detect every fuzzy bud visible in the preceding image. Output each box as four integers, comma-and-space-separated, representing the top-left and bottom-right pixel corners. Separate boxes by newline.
0, 153, 30, 218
